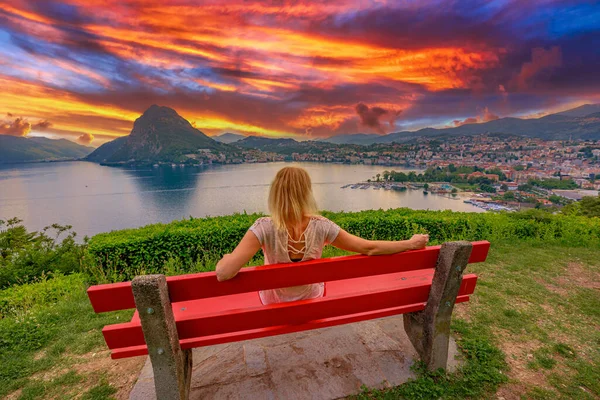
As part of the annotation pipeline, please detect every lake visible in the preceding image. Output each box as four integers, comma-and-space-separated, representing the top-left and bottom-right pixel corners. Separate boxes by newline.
0, 161, 481, 238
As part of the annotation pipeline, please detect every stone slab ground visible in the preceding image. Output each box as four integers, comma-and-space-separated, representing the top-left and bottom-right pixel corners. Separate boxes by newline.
130, 315, 460, 400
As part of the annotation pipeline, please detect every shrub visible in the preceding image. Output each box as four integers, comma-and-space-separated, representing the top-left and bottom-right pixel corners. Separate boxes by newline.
0, 219, 87, 289
86, 209, 600, 281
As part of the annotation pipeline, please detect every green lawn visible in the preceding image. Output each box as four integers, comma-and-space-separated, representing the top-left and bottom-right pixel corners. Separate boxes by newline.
355, 240, 600, 399
1, 240, 598, 399
0, 274, 141, 399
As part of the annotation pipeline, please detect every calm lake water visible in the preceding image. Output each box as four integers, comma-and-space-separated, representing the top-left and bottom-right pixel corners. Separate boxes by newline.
0, 161, 481, 238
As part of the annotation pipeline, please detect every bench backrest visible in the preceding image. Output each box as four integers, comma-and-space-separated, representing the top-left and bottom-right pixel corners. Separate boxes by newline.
88, 241, 490, 313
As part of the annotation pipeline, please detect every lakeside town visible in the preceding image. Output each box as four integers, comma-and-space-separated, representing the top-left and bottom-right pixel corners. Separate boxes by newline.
172, 133, 599, 212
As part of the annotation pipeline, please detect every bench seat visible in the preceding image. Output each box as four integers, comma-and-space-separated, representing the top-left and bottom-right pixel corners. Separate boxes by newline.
103, 268, 477, 359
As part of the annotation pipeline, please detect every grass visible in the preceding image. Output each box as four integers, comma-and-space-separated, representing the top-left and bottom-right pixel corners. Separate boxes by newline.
354, 240, 600, 399
0, 274, 136, 399
1, 239, 598, 399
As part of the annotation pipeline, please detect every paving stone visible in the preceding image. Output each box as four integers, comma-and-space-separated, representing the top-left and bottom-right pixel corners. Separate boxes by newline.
352, 320, 402, 352
244, 343, 268, 376
129, 315, 462, 400
190, 376, 276, 400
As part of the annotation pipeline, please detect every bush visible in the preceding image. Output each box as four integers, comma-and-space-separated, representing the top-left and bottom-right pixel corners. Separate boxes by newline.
0, 274, 87, 319
87, 209, 600, 282
0, 219, 87, 289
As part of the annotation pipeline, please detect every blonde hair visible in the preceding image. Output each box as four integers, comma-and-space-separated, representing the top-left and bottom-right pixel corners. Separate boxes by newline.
268, 167, 318, 230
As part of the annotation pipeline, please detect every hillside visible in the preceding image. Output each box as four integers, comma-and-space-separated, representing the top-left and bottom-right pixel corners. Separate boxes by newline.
213, 132, 246, 144
86, 105, 229, 164
233, 136, 339, 155
322, 104, 600, 145
0, 136, 95, 164
2, 209, 598, 399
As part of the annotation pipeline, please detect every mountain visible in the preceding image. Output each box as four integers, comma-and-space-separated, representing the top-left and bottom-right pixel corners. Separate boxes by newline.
555, 104, 600, 117
234, 136, 341, 155
235, 136, 298, 149
86, 105, 228, 164
213, 132, 246, 144
0, 136, 95, 164
320, 133, 381, 145
326, 104, 600, 145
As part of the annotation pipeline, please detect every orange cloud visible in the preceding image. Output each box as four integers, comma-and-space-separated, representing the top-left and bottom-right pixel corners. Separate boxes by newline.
453, 107, 499, 126
77, 133, 94, 145
0, 117, 31, 137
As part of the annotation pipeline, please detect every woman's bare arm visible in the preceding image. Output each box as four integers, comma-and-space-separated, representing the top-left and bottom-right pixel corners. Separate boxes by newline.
215, 231, 261, 281
331, 229, 429, 256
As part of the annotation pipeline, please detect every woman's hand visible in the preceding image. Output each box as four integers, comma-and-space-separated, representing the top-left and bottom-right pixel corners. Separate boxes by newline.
409, 234, 429, 250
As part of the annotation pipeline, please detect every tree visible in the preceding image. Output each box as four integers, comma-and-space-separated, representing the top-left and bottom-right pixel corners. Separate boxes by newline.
451, 188, 458, 194
382, 170, 390, 182
376, 173, 381, 182
580, 195, 600, 217
548, 195, 562, 204
423, 183, 429, 191
479, 183, 496, 193
500, 184, 508, 191
503, 191, 515, 200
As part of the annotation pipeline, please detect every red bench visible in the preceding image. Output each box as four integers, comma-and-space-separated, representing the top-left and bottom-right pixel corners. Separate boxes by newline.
88, 240, 489, 399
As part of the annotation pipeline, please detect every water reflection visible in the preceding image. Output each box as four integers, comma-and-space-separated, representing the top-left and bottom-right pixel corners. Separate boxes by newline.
0, 162, 482, 238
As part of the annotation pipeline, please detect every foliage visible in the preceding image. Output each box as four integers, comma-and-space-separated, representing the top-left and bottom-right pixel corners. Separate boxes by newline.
530, 178, 578, 190
0, 218, 87, 289
87, 209, 600, 282
562, 195, 600, 217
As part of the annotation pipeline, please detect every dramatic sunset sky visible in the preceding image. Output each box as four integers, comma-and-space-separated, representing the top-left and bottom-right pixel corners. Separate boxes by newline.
1, 0, 599, 146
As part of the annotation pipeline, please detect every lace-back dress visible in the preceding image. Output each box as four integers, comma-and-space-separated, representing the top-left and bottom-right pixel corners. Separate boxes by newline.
248, 216, 341, 304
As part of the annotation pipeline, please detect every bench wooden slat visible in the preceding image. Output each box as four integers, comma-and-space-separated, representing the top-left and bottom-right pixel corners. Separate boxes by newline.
102, 272, 477, 352
109, 293, 472, 360
88, 241, 489, 313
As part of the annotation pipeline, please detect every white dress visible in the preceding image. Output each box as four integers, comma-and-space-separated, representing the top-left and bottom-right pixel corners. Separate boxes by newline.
248, 216, 341, 304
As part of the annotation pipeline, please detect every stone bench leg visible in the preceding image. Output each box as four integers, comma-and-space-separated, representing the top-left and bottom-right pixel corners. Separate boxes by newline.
404, 241, 473, 371
132, 275, 193, 400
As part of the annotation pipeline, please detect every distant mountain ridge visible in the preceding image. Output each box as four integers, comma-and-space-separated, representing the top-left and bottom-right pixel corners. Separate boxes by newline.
86, 105, 228, 164
213, 132, 246, 144
0, 136, 94, 164
321, 104, 600, 145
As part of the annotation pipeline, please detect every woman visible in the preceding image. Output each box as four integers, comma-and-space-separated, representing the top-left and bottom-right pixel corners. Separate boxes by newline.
215, 167, 429, 304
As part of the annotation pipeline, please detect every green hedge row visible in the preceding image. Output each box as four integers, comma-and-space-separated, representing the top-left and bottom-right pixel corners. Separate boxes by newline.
87, 208, 600, 280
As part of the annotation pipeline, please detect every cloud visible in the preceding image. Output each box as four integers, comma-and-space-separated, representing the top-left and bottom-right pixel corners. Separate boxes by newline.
453, 107, 499, 126
76, 132, 94, 145
0, 117, 31, 137
33, 119, 53, 130
517, 46, 562, 89
355, 103, 402, 134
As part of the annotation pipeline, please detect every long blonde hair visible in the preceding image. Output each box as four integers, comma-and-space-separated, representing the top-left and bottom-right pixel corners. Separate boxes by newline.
268, 167, 318, 230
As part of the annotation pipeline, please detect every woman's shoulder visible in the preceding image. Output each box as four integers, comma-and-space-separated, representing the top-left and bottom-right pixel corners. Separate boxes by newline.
309, 215, 339, 227
252, 216, 273, 226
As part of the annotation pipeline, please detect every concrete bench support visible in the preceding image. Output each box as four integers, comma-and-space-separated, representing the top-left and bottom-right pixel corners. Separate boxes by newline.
132, 275, 192, 400
403, 241, 473, 371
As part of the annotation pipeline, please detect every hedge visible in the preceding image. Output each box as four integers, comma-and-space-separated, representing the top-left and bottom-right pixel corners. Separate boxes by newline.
87, 208, 600, 280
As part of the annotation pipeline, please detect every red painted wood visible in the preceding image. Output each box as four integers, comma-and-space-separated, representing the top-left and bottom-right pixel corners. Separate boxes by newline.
110, 294, 471, 359
102, 272, 477, 351
88, 241, 489, 312
87, 281, 135, 313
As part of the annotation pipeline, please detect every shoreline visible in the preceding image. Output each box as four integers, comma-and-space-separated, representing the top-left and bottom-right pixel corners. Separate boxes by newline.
342, 180, 517, 212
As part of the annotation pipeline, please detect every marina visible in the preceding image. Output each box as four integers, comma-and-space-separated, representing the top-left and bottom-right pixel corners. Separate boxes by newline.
342, 181, 518, 212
